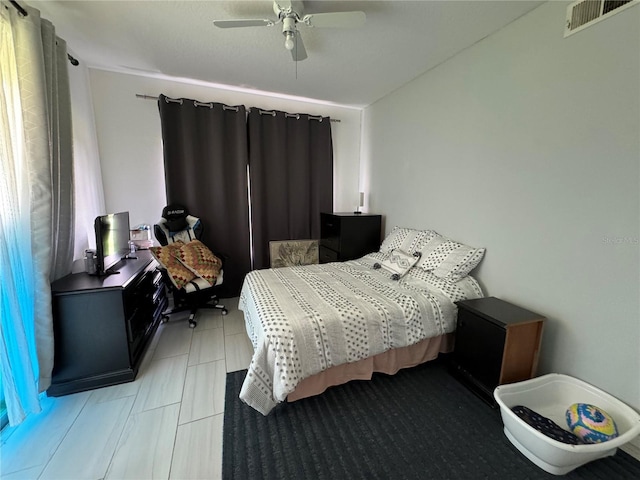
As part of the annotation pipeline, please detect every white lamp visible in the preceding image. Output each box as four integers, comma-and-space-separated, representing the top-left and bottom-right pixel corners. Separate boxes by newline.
354, 192, 364, 214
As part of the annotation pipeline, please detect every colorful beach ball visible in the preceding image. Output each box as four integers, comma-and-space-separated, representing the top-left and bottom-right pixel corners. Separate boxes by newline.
566, 403, 619, 444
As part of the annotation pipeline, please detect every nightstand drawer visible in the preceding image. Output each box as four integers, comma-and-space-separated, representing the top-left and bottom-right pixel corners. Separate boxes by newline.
455, 309, 506, 389
319, 245, 339, 263
320, 213, 340, 251
451, 297, 545, 406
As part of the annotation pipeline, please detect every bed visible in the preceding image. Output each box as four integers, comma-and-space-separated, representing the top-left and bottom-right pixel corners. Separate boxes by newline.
238, 227, 486, 415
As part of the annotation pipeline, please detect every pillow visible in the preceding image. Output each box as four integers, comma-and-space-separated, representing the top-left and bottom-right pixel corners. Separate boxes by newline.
149, 241, 196, 290
177, 240, 222, 287
376, 249, 420, 280
417, 234, 485, 282
162, 204, 189, 232
404, 267, 484, 302
379, 227, 436, 255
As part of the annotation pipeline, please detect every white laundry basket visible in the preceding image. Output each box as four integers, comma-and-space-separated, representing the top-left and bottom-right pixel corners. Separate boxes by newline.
494, 373, 640, 475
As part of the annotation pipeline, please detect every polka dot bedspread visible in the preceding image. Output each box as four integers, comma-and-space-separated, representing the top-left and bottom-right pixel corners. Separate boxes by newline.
237, 252, 483, 415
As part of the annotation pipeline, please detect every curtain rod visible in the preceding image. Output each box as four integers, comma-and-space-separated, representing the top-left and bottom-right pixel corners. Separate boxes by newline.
135, 94, 341, 123
9, 0, 27, 16
8, 1, 79, 66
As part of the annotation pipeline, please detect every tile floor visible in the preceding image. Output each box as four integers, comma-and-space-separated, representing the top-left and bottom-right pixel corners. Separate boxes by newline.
2, 297, 640, 479
0, 297, 253, 480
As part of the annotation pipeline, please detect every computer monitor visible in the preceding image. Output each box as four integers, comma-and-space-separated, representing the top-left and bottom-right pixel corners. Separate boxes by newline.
94, 211, 131, 275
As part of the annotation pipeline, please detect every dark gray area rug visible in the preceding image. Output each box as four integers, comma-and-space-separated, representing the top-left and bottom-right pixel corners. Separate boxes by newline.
223, 360, 640, 479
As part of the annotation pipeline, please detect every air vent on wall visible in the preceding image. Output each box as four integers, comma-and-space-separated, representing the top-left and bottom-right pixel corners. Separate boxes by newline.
565, 0, 637, 36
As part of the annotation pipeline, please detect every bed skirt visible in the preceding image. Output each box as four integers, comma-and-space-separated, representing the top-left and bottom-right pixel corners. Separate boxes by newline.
287, 333, 455, 402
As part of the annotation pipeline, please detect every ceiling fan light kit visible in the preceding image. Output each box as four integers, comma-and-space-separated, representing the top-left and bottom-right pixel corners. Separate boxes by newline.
282, 17, 296, 51
213, 0, 366, 62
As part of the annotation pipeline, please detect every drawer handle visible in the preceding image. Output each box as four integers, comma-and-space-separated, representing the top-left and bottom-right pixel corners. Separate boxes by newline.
326, 223, 333, 227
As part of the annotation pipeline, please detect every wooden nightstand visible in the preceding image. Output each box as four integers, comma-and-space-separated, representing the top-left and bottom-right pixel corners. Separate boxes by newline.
450, 296, 545, 406
319, 212, 381, 263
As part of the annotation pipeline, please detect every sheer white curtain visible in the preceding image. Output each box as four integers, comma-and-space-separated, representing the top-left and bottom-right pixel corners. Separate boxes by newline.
0, 3, 41, 426
68, 52, 106, 264
0, 4, 74, 426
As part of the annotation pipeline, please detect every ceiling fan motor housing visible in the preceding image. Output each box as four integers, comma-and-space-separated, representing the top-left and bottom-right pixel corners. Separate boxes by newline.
274, 1, 304, 18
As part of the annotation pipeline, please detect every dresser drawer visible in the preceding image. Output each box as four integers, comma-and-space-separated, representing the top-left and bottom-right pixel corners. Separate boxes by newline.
320, 213, 340, 251
320, 212, 382, 262
319, 245, 339, 263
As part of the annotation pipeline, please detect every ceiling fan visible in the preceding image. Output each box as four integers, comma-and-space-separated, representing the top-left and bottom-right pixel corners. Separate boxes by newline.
213, 0, 366, 62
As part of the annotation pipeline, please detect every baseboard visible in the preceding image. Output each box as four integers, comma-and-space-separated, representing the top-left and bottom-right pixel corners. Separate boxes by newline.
47, 369, 135, 397
621, 436, 640, 461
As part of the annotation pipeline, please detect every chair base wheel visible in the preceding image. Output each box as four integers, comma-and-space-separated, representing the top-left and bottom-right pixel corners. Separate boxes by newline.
161, 299, 227, 327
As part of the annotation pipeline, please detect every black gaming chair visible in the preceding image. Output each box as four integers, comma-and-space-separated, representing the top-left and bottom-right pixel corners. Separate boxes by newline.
153, 204, 227, 328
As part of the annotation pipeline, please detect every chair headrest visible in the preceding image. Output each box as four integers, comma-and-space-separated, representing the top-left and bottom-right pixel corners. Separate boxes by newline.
162, 204, 189, 232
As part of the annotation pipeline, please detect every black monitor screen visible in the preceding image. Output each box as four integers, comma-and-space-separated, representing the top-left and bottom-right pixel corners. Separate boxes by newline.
94, 211, 130, 274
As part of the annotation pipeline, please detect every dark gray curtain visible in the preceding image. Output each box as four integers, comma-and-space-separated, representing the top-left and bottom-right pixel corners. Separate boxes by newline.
248, 110, 333, 270
157, 95, 251, 296
44, 24, 75, 282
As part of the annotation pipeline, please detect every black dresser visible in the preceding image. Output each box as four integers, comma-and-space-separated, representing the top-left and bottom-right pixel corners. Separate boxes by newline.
48, 250, 166, 396
319, 212, 382, 263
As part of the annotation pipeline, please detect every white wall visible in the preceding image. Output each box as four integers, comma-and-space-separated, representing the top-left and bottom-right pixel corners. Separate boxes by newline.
362, 2, 640, 410
88, 69, 363, 232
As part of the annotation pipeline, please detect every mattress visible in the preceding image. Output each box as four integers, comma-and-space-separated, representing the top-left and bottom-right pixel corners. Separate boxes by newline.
238, 252, 483, 415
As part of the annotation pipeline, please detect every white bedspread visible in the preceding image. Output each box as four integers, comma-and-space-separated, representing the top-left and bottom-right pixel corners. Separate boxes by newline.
238, 252, 483, 415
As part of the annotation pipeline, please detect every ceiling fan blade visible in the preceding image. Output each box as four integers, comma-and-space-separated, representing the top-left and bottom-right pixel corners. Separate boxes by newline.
291, 30, 307, 62
213, 19, 273, 28
302, 11, 366, 28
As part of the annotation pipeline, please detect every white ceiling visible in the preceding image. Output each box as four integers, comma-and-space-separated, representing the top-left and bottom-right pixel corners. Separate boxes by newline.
30, 0, 545, 108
